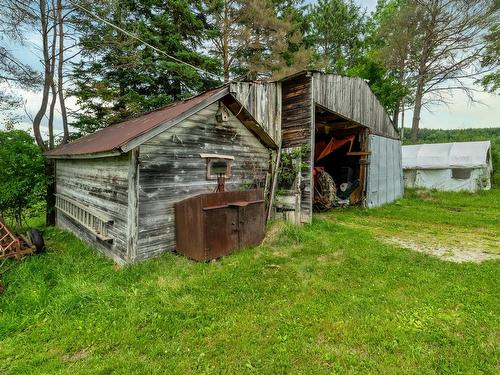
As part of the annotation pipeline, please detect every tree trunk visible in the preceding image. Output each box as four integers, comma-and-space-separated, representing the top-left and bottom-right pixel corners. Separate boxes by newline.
45, 158, 56, 226
57, 0, 69, 144
32, 0, 51, 151
393, 101, 400, 129
222, 0, 230, 81
400, 97, 405, 141
411, 77, 425, 143
48, 83, 57, 149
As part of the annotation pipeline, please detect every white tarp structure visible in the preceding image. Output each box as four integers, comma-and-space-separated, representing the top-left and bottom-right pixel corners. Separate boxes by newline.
402, 141, 492, 192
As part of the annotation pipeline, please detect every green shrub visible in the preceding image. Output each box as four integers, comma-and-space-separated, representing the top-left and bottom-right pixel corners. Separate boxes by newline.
0, 130, 46, 229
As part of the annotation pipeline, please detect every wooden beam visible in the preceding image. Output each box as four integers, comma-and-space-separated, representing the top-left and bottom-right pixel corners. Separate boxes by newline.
45, 150, 122, 159
267, 144, 281, 222
127, 148, 139, 263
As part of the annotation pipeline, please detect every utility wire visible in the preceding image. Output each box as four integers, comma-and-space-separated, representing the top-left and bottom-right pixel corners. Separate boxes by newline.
69, 1, 225, 82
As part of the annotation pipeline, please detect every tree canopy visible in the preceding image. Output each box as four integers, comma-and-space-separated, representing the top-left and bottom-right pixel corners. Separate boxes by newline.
1, 0, 498, 139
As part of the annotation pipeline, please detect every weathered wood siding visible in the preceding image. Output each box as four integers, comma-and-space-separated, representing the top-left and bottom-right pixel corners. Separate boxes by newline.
229, 82, 282, 144
281, 74, 314, 223
312, 72, 398, 138
136, 101, 270, 261
55, 155, 130, 263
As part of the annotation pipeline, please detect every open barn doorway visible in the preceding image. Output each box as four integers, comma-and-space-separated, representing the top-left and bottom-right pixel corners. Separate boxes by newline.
313, 105, 369, 211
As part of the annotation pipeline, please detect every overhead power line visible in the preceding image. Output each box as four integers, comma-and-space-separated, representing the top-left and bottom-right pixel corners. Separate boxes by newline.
70, 1, 225, 82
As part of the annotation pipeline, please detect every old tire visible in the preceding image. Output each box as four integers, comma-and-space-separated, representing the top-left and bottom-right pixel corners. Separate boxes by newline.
29, 229, 45, 253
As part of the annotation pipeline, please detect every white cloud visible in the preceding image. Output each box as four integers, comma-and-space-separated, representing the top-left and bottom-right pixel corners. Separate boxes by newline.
0, 83, 78, 137
404, 85, 499, 130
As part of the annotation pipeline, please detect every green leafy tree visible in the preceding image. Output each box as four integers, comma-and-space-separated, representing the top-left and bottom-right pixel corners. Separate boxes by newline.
71, 0, 220, 134
0, 130, 46, 229
308, 0, 366, 73
347, 56, 409, 121
376, 0, 496, 142
480, 16, 499, 93
350, 0, 412, 128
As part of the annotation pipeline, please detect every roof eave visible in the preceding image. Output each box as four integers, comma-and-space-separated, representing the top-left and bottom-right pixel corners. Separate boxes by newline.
45, 150, 122, 159
119, 86, 231, 153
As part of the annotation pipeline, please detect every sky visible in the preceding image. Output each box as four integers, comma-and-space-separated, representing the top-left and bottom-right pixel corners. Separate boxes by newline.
1, 0, 498, 135
354, 0, 499, 130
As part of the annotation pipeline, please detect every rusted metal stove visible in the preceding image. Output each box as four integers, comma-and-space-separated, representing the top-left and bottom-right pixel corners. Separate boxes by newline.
175, 189, 265, 261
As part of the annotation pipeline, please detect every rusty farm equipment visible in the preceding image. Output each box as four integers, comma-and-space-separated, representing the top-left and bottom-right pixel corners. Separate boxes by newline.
0, 217, 45, 260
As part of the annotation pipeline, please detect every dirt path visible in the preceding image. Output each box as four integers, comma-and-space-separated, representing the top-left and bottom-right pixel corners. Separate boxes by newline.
383, 237, 500, 263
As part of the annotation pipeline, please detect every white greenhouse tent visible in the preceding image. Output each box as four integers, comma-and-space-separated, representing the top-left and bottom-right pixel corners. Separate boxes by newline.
402, 141, 492, 192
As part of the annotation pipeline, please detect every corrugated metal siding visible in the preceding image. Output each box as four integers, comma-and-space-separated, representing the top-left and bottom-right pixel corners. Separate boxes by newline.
366, 135, 403, 208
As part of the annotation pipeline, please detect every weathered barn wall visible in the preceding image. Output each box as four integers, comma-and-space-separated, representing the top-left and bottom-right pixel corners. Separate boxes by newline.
55, 155, 130, 263
366, 135, 404, 208
281, 73, 314, 223
136, 101, 270, 261
229, 81, 282, 144
312, 72, 399, 138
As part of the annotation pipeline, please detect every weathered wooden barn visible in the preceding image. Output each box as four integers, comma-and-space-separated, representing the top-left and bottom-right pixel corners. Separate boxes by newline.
46, 70, 403, 263
45, 86, 277, 264
231, 70, 404, 223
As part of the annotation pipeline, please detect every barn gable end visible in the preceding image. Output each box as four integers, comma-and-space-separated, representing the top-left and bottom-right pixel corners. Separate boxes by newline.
311, 72, 399, 139
134, 101, 270, 261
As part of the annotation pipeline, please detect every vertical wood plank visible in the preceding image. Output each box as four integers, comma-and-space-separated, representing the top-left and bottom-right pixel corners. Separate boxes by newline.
127, 148, 139, 263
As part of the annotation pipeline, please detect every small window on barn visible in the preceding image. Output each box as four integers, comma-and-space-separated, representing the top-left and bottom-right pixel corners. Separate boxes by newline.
452, 168, 472, 180
200, 154, 234, 179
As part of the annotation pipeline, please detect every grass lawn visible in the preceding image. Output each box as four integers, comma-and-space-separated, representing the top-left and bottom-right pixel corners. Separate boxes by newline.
0, 190, 499, 374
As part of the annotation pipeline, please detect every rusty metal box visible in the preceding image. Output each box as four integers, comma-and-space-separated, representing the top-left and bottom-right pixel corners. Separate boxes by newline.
174, 189, 265, 261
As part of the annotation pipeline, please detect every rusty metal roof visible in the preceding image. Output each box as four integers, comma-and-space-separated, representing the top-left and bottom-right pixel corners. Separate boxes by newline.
45, 86, 231, 157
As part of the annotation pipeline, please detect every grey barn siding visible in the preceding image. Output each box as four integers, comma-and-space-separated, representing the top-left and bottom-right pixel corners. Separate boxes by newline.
229, 82, 282, 145
312, 72, 398, 138
135, 101, 270, 260
55, 155, 130, 263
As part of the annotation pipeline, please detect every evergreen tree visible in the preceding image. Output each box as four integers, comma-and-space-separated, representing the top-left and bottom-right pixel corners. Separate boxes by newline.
71, 0, 220, 134
308, 0, 366, 73
203, 0, 312, 81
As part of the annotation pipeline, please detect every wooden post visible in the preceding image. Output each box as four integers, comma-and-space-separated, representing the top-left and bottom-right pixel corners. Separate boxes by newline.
127, 148, 139, 263
266, 143, 282, 222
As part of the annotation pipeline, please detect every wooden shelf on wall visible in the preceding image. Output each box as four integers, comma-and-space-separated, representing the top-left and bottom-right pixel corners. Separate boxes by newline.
346, 151, 371, 156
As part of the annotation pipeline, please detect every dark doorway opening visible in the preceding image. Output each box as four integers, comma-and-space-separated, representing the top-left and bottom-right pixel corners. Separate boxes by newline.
313, 105, 368, 210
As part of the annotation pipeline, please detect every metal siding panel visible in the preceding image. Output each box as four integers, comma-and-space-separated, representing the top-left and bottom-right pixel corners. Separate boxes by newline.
367, 135, 378, 208
375, 137, 386, 206
367, 135, 403, 207
387, 138, 394, 203
384, 137, 389, 203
